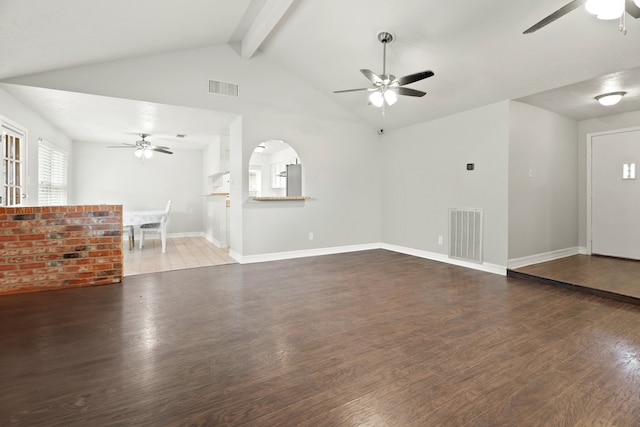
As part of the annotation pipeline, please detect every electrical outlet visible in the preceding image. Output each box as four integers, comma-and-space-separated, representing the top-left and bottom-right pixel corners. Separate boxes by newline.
438, 235, 443, 245
309, 232, 314, 240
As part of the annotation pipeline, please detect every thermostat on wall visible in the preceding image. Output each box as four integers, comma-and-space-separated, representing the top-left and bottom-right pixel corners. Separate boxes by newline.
466, 163, 475, 171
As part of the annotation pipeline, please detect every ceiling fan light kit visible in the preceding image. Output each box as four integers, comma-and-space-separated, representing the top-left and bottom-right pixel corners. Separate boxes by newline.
107, 133, 173, 158
333, 31, 434, 110
595, 91, 626, 106
586, 0, 625, 19
134, 147, 154, 159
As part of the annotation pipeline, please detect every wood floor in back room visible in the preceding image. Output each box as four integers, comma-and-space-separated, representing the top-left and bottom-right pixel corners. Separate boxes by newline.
123, 236, 236, 276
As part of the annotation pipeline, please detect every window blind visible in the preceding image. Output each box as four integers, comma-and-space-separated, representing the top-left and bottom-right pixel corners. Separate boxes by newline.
38, 140, 68, 205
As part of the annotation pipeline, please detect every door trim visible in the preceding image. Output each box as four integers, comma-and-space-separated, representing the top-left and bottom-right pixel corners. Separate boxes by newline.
586, 125, 640, 255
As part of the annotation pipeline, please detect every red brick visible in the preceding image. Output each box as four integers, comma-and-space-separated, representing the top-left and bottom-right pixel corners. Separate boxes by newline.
5, 242, 34, 249
19, 262, 46, 270
8, 256, 34, 263
90, 263, 114, 271
19, 234, 46, 241
0, 205, 123, 294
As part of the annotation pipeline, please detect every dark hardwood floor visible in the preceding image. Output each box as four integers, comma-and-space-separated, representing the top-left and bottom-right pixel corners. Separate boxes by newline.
511, 254, 640, 303
1, 249, 640, 426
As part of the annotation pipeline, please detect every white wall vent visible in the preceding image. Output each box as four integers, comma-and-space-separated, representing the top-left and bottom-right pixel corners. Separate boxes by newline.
449, 208, 483, 264
208, 80, 239, 97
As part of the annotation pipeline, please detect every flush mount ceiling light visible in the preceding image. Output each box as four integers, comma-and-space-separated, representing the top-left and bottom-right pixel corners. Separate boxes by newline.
595, 91, 626, 106
254, 143, 266, 153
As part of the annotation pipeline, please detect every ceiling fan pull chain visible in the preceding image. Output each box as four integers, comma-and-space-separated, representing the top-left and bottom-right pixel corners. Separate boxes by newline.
619, 12, 627, 34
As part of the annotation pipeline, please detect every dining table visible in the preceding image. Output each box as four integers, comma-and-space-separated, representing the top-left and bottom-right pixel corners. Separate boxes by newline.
122, 210, 168, 250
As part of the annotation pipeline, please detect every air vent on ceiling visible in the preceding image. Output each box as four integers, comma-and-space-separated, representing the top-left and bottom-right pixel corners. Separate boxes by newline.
208, 80, 239, 97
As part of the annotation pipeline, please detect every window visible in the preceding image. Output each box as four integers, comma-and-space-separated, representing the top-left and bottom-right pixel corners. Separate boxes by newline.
38, 139, 68, 205
248, 166, 262, 197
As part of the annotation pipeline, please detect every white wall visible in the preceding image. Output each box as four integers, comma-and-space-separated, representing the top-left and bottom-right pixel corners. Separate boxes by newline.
10, 45, 381, 258
73, 140, 203, 234
0, 87, 74, 205
578, 110, 640, 249
240, 107, 380, 255
508, 102, 578, 261
380, 101, 510, 268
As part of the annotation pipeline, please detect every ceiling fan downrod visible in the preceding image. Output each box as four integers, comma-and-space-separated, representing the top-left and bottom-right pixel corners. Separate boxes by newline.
377, 31, 394, 77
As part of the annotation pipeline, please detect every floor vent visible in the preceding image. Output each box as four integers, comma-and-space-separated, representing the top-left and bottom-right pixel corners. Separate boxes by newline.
449, 208, 483, 264
208, 80, 239, 97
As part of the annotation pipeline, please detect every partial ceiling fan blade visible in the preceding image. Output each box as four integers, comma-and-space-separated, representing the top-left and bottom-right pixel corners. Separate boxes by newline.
626, 0, 640, 18
360, 69, 383, 84
523, 0, 586, 34
148, 144, 171, 150
396, 70, 435, 86
396, 87, 427, 97
107, 143, 137, 148
333, 88, 372, 93
151, 148, 173, 155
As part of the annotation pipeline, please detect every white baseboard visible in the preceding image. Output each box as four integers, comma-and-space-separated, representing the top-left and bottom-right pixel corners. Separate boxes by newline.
122, 231, 204, 243
381, 243, 507, 276
234, 243, 382, 264
228, 249, 242, 263
156, 236, 506, 276
508, 247, 580, 269
203, 233, 226, 248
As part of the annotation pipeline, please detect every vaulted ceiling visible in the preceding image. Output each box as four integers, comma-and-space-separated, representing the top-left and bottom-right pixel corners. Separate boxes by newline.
2, 0, 640, 143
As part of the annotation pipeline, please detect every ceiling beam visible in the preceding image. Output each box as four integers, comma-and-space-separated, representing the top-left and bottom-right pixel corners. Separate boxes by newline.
241, 0, 295, 59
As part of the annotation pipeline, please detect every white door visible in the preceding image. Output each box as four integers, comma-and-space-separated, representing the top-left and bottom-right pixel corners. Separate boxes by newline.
591, 130, 640, 260
1, 122, 26, 207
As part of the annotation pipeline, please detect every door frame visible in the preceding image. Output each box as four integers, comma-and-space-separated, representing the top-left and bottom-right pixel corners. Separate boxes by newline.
586, 125, 640, 255
1, 114, 29, 206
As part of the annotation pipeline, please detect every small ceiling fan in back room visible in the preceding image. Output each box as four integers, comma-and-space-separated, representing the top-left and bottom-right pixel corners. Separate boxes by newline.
524, 0, 640, 35
107, 134, 173, 159
333, 31, 435, 110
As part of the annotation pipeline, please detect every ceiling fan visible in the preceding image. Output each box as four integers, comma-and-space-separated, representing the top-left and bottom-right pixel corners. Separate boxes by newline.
108, 134, 173, 158
333, 31, 434, 108
524, 0, 640, 34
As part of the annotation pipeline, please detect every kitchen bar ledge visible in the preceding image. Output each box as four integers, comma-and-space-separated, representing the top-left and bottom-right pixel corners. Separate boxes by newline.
251, 196, 310, 201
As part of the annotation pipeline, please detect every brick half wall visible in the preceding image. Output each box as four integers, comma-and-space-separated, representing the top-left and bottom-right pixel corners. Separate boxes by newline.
0, 205, 123, 295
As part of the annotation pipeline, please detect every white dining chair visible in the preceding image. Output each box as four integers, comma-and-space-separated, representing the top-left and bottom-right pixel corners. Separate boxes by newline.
139, 200, 172, 253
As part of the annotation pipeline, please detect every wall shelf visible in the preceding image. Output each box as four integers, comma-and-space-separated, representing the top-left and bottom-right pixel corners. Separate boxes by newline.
203, 192, 230, 196
251, 196, 310, 201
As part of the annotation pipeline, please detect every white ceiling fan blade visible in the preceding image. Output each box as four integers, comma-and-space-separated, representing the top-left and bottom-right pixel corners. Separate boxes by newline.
334, 87, 373, 93
107, 143, 137, 148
